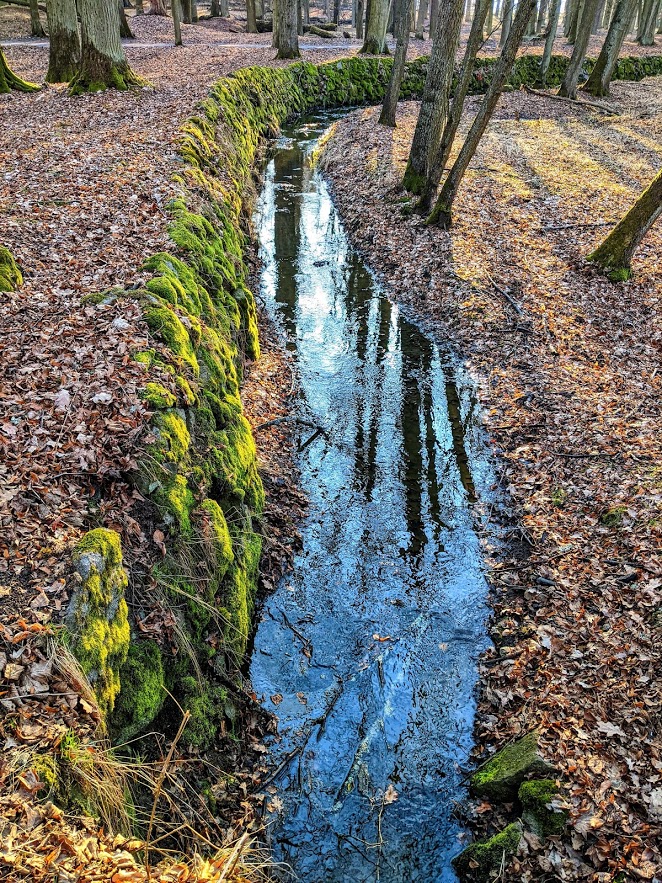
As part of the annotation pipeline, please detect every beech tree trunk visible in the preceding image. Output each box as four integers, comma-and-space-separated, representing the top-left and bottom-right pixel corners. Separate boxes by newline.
118, 0, 135, 37
636, 0, 660, 42
70, 0, 142, 92
582, 0, 635, 94
135, 0, 144, 14
558, 0, 601, 97
172, 0, 183, 44
148, 0, 167, 13
429, 0, 439, 30
45, 0, 80, 82
588, 167, 662, 279
566, 0, 582, 41
402, 0, 464, 193
500, 0, 513, 44
274, 0, 299, 56
539, 0, 561, 84
415, 0, 428, 36
380, 0, 413, 124
356, 0, 365, 36
428, 0, 536, 227
210, 0, 220, 14
247, 0, 258, 31
30, 0, 46, 36
0, 46, 40, 92
361, 0, 390, 51
418, 0, 490, 211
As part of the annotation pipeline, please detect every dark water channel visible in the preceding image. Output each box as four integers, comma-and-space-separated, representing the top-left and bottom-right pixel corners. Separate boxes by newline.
250, 115, 493, 883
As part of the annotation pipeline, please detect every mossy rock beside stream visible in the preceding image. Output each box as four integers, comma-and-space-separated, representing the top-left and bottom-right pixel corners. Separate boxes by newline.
470, 732, 556, 802
452, 823, 522, 881
519, 779, 568, 837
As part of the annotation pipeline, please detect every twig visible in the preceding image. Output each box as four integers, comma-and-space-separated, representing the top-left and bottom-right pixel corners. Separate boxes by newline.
254, 414, 326, 434
258, 743, 305, 790
522, 84, 619, 115
539, 221, 615, 232
486, 273, 523, 316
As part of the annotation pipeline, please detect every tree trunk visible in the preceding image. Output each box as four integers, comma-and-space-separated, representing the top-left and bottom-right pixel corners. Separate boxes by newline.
118, 0, 135, 37
380, 0, 413, 124
415, 0, 428, 36
539, 0, 561, 84
636, 0, 660, 41
582, 0, 635, 94
333, 0, 341, 22
558, 0, 601, 97
418, 0, 489, 211
45, 0, 80, 82
588, 167, 662, 279
591, 0, 605, 30
402, 0, 464, 193
536, 0, 549, 29
181, 0, 191, 22
247, 0, 258, 30
148, 0, 167, 13
525, 0, 539, 34
135, 0, 143, 13
69, 0, 142, 92
566, 0, 583, 40
0, 46, 40, 92
191, 0, 198, 22
172, 0, 183, 43
356, 0, 365, 36
361, 0, 390, 51
500, 0, 513, 43
275, 0, 299, 55
428, 0, 536, 227
484, 0, 493, 36
429, 0, 439, 30
29, 0, 46, 36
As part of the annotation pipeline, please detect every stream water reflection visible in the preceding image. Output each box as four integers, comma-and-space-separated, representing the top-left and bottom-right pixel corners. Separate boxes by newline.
250, 115, 492, 883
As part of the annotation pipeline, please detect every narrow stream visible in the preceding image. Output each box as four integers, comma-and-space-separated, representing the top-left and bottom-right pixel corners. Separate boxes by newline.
250, 115, 493, 882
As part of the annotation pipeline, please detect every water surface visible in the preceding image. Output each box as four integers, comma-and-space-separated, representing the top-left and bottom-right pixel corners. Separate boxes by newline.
250, 116, 492, 883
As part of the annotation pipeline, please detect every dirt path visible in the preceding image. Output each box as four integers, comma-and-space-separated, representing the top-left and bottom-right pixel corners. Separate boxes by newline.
318, 82, 662, 880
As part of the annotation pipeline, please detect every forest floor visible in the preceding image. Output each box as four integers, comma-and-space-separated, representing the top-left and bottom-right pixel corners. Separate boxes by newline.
319, 81, 662, 881
1, 4, 661, 881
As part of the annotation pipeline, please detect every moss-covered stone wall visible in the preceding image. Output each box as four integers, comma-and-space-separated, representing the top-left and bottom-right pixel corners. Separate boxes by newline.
69, 51, 662, 750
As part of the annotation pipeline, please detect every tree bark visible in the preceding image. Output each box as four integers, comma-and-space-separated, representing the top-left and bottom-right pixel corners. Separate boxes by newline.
29, 0, 46, 36
247, 0, 258, 30
415, 0, 428, 36
45, 0, 80, 82
135, 0, 143, 13
428, 0, 536, 227
566, 0, 583, 41
402, 0, 464, 193
588, 167, 662, 279
429, 0, 439, 30
536, 0, 549, 30
274, 0, 299, 55
191, 0, 198, 22
361, 0, 390, 51
118, 0, 135, 37
181, 0, 191, 22
636, 0, 660, 42
558, 0, 601, 97
500, 0, 513, 44
172, 0, 183, 43
70, 0, 142, 92
356, 0, 365, 35
380, 0, 413, 124
582, 0, 635, 94
0, 46, 40, 92
210, 0, 220, 14
148, 0, 167, 13
333, 0, 341, 23
484, 0, 493, 37
418, 0, 490, 211
539, 0, 561, 84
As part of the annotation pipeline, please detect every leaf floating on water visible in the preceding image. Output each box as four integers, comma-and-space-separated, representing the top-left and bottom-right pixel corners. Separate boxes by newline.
383, 784, 399, 805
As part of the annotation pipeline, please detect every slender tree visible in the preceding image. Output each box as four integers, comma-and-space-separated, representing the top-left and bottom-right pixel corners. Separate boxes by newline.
427, 0, 536, 227
361, 0, 390, 51
429, 0, 439, 31
173, 0, 183, 44
582, 0, 635, 94
500, 0, 513, 43
274, 0, 300, 55
566, 0, 582, 41
636, 0, 660, 42
415, 0, 429, 36
588, 167, 662, 280
558, 0, 601, 97
0, 47, 39, 93
380, 0, 414, 124
539, 0, 561, 84
69, 0, 143, 92
148, 0, 167, 13
29, 0, 46, 36
45, 0, 80, 82
402, 0, 465, 193
118, 0, 135, 37
417, 0, 490, 212
247, 0, 258, 31
356, 0, 365, 36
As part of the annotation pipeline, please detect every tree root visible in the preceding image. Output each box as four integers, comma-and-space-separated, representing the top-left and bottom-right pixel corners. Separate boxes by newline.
522, 84, 619, 115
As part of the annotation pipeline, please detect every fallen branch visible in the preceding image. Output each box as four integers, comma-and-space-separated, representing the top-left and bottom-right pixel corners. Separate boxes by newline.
540, 221, 616, 232
522, 85, 619, 115
308, 25, 336, 37
487, 274, 523, 316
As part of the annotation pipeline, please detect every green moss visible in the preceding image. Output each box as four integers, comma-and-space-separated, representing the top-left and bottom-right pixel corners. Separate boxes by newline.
471, 732, 556, 802
178, 675, 229, 749
452, 823, 521, 881
32, 754, 59, 793
110, 640, 165, 743
67, 529, 130, 718
151, 411, 191, 463
607, 267, 631, 282
153, 473, 196, 533
0, 245, 22, 291
198, 499, 233, 581
142, 382, 177, 410
551, 487, 567, 507
599, 505, 626, 527
143, 304, 199, 374
519, 779, 568, 838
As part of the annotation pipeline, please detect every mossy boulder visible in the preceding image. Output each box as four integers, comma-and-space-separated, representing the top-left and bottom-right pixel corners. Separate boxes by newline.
110, 640, 166, 744
470, 732, 556, 802
519, 779, 568, 838
0, 245, 22, 291
452, 823, 522, 881
67, 529, 131, 717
